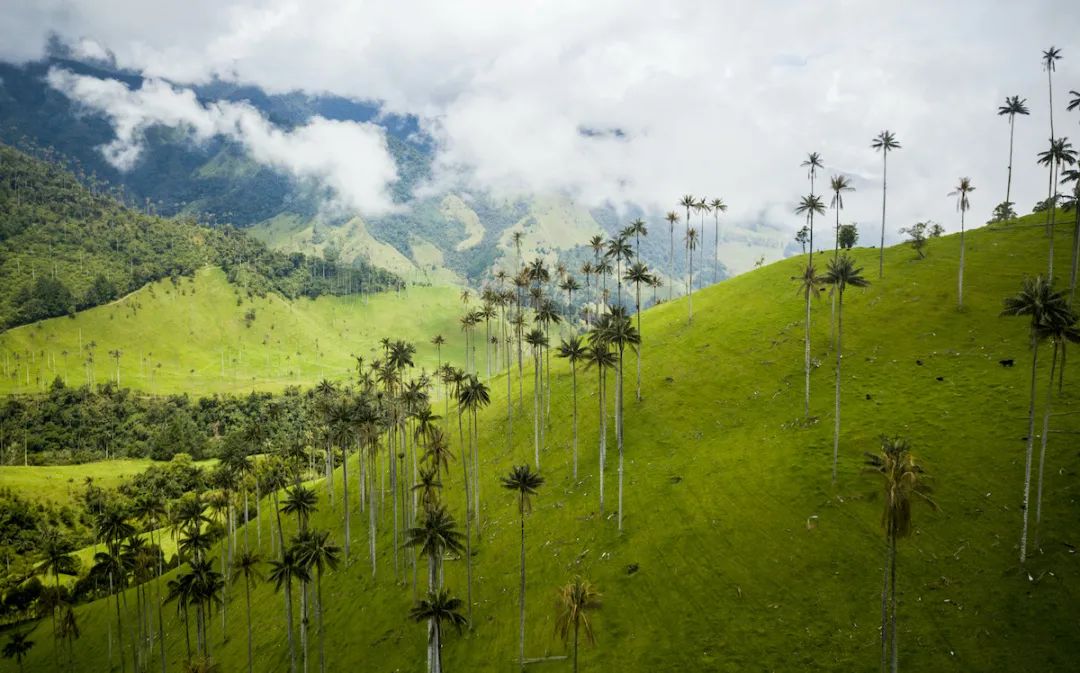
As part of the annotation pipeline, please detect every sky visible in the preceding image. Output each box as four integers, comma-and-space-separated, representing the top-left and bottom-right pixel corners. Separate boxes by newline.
2, 0, 1080, 242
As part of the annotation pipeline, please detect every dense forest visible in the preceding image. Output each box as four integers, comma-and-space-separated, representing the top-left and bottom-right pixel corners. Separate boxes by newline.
0, 143, 402, 328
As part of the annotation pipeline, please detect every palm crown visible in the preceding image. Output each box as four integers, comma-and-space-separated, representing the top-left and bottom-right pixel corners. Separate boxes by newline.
1042, 46, 1062, 72
501, 465, 545, 515
998, 95, 1030, 117
949, 177, 975, 212
829, 175, 854, 209
871, 130, 901, 153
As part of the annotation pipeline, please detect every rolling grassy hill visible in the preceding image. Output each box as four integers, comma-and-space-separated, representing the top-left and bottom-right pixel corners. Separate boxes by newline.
0, 268, 467, 395
10, 212, 1080, 672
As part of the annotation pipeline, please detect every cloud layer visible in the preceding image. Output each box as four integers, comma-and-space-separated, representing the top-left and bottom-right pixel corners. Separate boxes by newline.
5, 1, 1080, 240
47, 67, 399, 216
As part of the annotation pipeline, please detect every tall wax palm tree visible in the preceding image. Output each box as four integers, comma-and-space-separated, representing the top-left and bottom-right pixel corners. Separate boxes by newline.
628, 217, 648, 260
1043, 46, 1063, 148
802, 151, 824, 195
39, 531, 78, 672
872, 130, 902, 278
1001, 276, 1071, 563
1033, 306, 1080, 549
685, 228, 699, 323
406, 506, 465, 672
1069, 88, 1080, 115
232, 551, 263, 673
665, 211, 679, 301
524, 328, 548, 467
584, 343, 616, 515
709, 197, 728, 283
3, 632, 34, 673
556, 336, 587, 480
458, 375, 491, 530
823, 255, 870, 483
796, 194, 826, 266
680, 195, 696, 253
828, 176, 855, 346
865, 437, 936, 673
501, 465, 545, 672
998, 96, 1030, 214
624, 261, 650, 401
1037, 138, 1078, 280
554, 577, 601, 673
949, 177, 976, 308
296, 529, 341, 673
693, 198, 711, 254
594, 311, 640, 532
410, 590, 467, 673
268, 549, 310, 673
606, 236, 633, 308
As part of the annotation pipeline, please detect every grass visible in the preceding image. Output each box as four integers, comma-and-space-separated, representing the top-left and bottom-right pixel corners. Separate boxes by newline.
0, 268, 468, 395
9, 212, 1080, 672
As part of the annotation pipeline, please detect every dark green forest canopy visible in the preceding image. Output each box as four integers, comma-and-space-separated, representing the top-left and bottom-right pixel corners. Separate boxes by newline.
0, 143, 401, 328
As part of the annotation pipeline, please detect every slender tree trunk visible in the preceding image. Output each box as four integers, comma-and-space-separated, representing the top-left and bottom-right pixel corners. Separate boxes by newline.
342, 444, 351, 561
879, 153, 888, 279
880, 531, 891, 673
804, 286, 812, 418
573, 618, 580, 673
1019, 332, 1039, 564
635, 284, 643, 402
889, 533, 898, 673
616, 346, 625, 532
571, 363, 579, 480
518, 510, 527, 672
1034, 343, 1059, 550
1070, 206, 1080, 306
317, 572, 326, 673
599, 366, 607, 516
244, 577, 254, 673
300, 579, 309, 673
369, 450, 378, 577
668, 225, 674, 303
958, 213, 966, 309
833, 291, 843, 483
687, 245, 694, 323
1006, 115, 1016, 213
472, 409, 481, 533
458, 410, 474, 624
534, 348, 541, 468
284, 577, 297, 673
1048, 163, 1058, 281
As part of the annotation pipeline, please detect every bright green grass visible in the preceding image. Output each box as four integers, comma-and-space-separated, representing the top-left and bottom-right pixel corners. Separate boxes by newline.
13, 214, 1080, 672
0, 459, 216, 506
0, 268, 467, 395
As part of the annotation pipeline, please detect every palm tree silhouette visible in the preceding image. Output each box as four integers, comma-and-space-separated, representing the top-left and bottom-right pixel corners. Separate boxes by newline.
948, 177, 976, 308
795, 194, 826, 266
585, 343, 616, 515
709, 198, 728, 283
410, 590, 467, 673
1037, 138, 1078, 280
593, 311, 640, 532
231, 551, 263, 673
1043, 46, 1063, 148
268, 549, 310, 673
998, 96, 1030, 215
556, 336, 588, 480
524, 329, 548, 467
865, 437, 936, 673
685, 227, 700, 323
3, 631, 34, 673
802, 152, 824, 195
793, 260, 823, 422
665, 211, 679, 301
1001, 275, 1071, 563
295, 529, 341, 673
624, 261, 651, 401
555, 577, 601, 673
501, 465, 545, 672
872, 130, 902, 278
823, 255, 870, 483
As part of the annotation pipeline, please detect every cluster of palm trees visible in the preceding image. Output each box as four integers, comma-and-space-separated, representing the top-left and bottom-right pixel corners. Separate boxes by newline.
665, 195, 727, 321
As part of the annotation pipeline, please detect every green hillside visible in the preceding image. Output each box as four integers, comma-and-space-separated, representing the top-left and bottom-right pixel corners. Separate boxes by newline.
10, 213, 1080, 672
0, 268, 467, 395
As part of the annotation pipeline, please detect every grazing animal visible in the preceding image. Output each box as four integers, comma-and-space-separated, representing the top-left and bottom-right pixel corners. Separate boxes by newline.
999, 359, 1015, 367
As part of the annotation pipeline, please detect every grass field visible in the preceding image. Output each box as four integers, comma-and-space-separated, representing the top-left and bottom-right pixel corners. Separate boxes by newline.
0, 268, 468, 395
8, 213, 1080, 672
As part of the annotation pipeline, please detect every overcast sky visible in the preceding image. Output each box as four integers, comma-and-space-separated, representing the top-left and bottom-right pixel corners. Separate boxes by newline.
3, 0, 1080, 242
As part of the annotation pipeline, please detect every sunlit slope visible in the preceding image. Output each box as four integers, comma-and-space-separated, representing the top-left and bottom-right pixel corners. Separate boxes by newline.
19, 213, 1080, 672
0, 268, 467, 394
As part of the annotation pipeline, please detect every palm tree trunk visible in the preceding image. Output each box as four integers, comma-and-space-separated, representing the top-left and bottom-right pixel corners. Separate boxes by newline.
317, 572, 326, 673
245, 577, 254, 673
533, 349, 541, 468
369, 450, 378, 577
1034, 342, 1059, 550
342, 444, 351, 561
571, 363, 578, 480
284, 577, 297, 673
958, 214, 966, 309
879, 153, 888, 278
617, 346, 625, 532
1019, 331, 1039, 564
458, 409, 474, 624
1006, 115, 1016, 213
598, 367, 606, 516
668, 225, 674, 303
434, 621, 443, 673
518, 510, 527, 672
635, 284, 643, 402
300, 580, 309, 673
889, 529, 899, 673
1070, 207, 1080, 306
687, 245, 694, 322
880, 532, 890, 673
833, 291, 843, 484
573, 618, 580, 673
1049, 165, 1059, 281
804, 288, 812, 418
472, 409, 481, 532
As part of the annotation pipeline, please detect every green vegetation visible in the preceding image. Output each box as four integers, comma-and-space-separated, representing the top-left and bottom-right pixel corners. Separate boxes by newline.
5, 210, 1079, 672
0, 268, 466, 395
0, 144, 400, 329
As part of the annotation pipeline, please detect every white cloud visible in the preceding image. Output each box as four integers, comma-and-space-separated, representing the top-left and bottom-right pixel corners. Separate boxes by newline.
46, 67, 399, 216
5, 1, 1080, 241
